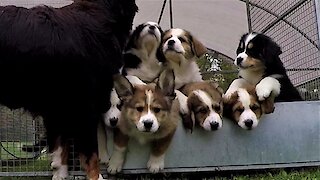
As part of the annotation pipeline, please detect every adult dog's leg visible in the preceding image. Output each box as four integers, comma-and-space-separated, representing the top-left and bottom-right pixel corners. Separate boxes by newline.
50, 137, 69, 180
107, 128, 129, 175
148, 131, 175, 173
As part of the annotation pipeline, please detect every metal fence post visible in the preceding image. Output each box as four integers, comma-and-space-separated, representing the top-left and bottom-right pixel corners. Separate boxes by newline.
315, 0, 320, 47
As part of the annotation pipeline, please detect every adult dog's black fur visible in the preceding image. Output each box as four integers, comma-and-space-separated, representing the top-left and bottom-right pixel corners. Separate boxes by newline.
0, 0, 137, 179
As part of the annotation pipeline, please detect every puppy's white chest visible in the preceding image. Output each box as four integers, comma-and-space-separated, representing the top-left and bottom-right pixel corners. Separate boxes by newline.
127, 56, 162, 82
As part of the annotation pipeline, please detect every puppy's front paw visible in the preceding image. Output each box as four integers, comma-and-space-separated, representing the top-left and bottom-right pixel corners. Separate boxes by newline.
256, 77, 281, 101
99, 153, 110, 165
107, 155, 124, 175
147, 154, 165, 174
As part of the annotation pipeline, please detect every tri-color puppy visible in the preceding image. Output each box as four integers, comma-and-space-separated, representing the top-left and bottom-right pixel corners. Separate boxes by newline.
122, 21, 164, 83
223, 78, 279, 130
107, 69, 179, 174
175, 82, 224, 132
235, 32, 302, 102
159, 28, 208, 89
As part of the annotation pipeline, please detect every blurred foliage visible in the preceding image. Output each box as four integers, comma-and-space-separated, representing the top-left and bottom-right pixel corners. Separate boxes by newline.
198, 50, 238, 92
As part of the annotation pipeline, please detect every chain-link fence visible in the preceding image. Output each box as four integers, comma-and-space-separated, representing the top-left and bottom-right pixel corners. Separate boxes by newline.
245, 0, 320, 100
0, 0, 319, 178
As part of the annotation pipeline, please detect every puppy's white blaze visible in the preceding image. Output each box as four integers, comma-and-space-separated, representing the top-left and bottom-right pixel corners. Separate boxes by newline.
170, 28, 184, 36
147, 154, 165, 173
237, 88, 258, 129
107, 145, 126, 175
193, 90, 222, 130
237, 88, 251, 108
224, 79, 249, 99
51, 146, 63, 168
137, 90, 159, 132
245, 33, 257, 47
256, 77, 281, 101
193, 90, 212, 108
52, 165, 68, 180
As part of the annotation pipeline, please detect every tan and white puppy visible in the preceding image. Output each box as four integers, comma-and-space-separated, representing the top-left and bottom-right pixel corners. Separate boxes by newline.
223, 78, 277, 130
98, 75, 146, 164
176, 82, 224, 132
107, 69, 179, 174
160, 28, 208, 89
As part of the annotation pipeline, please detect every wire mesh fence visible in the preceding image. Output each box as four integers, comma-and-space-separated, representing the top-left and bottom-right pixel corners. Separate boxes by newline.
0, 0, 319, 178
247, 0, 320, 100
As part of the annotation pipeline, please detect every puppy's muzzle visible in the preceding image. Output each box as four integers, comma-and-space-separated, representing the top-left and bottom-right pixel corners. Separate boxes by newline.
244, 119, 253, 129
109, 117, 118, 127
210, 121, 220, 131
235, 57, 243, 66
143, 120, 153, 131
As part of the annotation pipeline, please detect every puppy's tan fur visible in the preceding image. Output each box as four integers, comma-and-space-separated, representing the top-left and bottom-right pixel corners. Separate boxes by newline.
107, 69, 179, 174
178, 81, 224, 131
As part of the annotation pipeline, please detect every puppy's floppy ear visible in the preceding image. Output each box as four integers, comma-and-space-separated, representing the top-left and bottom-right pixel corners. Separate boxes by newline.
260, 96, 276, 114
113, 74, 134, 99
190, 35, 208, 57
157, 69, 175, 97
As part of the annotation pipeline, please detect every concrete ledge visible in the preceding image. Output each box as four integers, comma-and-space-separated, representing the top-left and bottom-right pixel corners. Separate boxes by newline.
104, 101, 320, 174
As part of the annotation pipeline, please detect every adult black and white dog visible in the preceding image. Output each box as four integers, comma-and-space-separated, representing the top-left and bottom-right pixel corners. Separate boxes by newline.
0, 0, 137, 179
122, 21, 164, 83
235, 32, 302, 102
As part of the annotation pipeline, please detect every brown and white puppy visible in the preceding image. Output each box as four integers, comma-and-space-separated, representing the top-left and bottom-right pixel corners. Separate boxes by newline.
176, 82, 224, 132
107, 69, 179, 174
98, 75, 146, 164
223, 79, 278, 130
160, 28, 208, 89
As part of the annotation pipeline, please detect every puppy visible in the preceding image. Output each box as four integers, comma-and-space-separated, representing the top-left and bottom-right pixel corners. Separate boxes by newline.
223, 79, 278, 130
160, 28, 208, 89
235, 32, 303, 102
123, 22, 164, 83
107, 69, 179, 174
99, 75, 145, 164
176, 82, 224, 132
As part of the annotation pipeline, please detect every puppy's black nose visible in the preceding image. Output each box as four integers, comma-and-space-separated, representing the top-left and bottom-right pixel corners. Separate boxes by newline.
210, 122, 219, 130
144, 121, 153, 130
149, 25, 155, 30
244, 119, 253, 128
168, 40, 175, 46
236, 57, 243, 65
109, 118, 118, 127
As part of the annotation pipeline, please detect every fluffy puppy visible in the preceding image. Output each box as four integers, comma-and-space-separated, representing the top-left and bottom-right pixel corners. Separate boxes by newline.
160, 28, 208, 89
107, 69, 179, 174
235, 32, 302, 102
223, 79, 278, 130
98, 75, 146, 164
122, 22, 164, 82
175, 82, 224, 132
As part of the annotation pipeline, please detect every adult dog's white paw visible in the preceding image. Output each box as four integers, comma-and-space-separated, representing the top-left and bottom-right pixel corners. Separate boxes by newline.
52, 165, 68, 180
147, 154, 165, 174
256, 77, 281, 101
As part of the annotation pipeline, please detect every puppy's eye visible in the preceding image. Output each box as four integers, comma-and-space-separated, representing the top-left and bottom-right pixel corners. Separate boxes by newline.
236, 108, 244, 113
250, 104, 260, 111
198, 107, 207, 114
116, 102, 123, 109
178, 37, 186, 43
153, 107, 161, 113
136, 106, 144, 112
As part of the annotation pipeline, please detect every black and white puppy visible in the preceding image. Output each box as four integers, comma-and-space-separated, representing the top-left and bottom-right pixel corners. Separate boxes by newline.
235, 32, 302, 102
160, 28, 208, 89
122, 22, 164, 83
